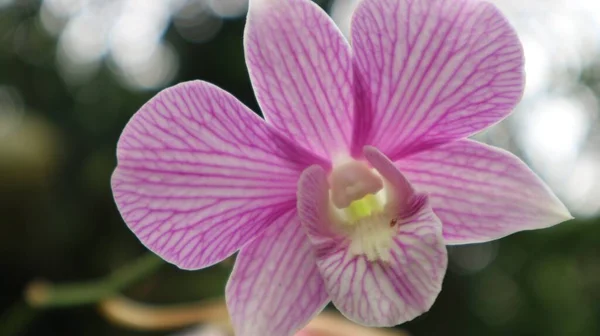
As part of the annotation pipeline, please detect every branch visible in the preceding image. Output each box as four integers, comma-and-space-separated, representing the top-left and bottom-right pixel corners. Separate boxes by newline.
25, 253, 163, 308
98, 296, 408, 336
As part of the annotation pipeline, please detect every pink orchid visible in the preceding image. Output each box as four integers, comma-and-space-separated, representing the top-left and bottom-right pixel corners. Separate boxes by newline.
111, 0, 572, 335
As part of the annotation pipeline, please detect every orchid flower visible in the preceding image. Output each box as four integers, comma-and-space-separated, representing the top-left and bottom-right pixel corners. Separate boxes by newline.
111, 0, 572, 335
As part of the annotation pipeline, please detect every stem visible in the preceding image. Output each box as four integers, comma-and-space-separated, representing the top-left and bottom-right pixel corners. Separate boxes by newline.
97, 296, 407, 336
26, 253, 164, 308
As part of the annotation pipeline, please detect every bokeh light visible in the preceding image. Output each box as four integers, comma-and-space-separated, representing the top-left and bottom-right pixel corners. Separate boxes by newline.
208, 0, 248, 18
39, 0, 249, 90
0, 0, 14, 9
174, 0, 223, 44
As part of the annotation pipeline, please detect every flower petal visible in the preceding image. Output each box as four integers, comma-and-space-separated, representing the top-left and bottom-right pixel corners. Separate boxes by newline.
226, 209, 329, 336
325, 212, 446, 326
297, 154, 447, 326
112, 81, 322, 270
351, 0, 524, 159
245, 0, 354, 159
397, 139, 572, 244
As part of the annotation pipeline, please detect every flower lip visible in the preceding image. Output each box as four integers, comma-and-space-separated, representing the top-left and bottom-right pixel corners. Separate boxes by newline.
297, 148, 447, 327
319, 147, 426, 262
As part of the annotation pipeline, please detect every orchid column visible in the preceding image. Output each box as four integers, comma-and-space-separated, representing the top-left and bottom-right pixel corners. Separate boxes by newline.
111, 0, 572, 336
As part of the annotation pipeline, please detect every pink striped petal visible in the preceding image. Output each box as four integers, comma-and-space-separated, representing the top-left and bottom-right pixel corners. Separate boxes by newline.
245, 0, 354, 159
226, 210, 329, 336
397, 139, 572, 244
297, 155, 447, 326
112, 81, 322, 270
321, 210, 445, 326
351, 0, 524, 159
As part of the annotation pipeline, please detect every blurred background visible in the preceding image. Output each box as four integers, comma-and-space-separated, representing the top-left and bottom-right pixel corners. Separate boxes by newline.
1, 0, 599, 335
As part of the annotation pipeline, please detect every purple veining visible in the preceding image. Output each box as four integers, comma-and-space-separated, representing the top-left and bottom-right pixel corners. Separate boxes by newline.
111, 1, 571, 336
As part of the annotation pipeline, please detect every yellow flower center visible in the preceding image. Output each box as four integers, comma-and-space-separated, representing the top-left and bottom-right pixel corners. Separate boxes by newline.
343, 194, 383, 223
328, 160, 399, 262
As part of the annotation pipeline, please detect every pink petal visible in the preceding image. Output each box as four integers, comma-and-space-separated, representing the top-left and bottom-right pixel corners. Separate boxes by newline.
297, 151, 447, 326
351, 0, 524, 159
293, 331, 316, 336
322, 211, 445, 326
397, 139, 572, 244
112, 81, 322, 270
245, 0, 354, 159
226, 209, 329, 336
